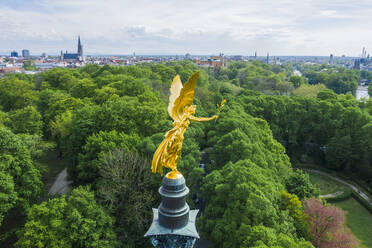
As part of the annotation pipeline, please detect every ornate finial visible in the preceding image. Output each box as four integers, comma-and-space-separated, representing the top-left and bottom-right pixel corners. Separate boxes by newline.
152, 71, 225, 178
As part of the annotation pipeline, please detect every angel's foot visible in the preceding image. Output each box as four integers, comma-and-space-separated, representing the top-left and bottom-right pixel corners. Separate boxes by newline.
166, 170, 183, 179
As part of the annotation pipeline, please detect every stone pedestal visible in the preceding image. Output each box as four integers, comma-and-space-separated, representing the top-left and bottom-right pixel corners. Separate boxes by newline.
145, 174, 199, 248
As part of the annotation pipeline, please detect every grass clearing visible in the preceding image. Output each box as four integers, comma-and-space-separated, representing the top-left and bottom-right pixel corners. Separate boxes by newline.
334, 198, 372, 248
307, 171, 348, 195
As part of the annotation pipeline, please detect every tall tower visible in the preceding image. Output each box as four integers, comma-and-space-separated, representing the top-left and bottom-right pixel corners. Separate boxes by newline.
77, 36, 83, 57
329, 53, 334, 64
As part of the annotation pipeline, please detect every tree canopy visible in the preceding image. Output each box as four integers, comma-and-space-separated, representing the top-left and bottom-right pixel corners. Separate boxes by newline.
0, 60, 367, 248
16, 187, 117, 248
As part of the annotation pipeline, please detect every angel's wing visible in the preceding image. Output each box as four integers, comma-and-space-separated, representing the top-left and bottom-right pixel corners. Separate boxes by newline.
171, 71, 199, 120
168, 75, 183, 120
152, 136, 168, 175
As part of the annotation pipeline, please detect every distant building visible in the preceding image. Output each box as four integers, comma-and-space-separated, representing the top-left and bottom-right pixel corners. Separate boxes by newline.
10, 50, 18, 57
362, 47, 367, 58
231, 55, 244, 61
0, 66, 24, 73
41, 53, 48, 58
185, 53, 191, 60
22, 49, 30, 58
273, 56, 281, 65
354, 59, 361, 70
266, 52, 269, 64
61, 36, 84, 61
195, 54, 227, 71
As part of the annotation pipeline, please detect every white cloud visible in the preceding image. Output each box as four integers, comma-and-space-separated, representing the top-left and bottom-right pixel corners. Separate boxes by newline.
0, 0, 372, 55
321, 10, 352, 19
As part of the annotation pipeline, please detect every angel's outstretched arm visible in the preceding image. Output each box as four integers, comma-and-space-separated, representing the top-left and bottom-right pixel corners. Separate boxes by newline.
189, 115, 218, 122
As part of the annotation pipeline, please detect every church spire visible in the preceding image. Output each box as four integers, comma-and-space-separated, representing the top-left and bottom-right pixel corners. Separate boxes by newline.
77, 36, 83, 57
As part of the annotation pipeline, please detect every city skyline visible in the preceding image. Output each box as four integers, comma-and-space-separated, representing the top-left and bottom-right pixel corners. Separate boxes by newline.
2, 0, 372, 56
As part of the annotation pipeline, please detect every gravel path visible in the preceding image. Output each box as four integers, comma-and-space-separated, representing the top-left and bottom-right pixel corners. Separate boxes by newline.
304, 169, 372, 206
48, 168, 72, 195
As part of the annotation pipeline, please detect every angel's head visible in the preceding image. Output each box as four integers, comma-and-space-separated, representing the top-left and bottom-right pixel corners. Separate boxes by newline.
185, 105, 196, 115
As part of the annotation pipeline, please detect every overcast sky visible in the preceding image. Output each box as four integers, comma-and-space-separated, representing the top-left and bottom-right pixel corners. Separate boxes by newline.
1, 0, 372, 56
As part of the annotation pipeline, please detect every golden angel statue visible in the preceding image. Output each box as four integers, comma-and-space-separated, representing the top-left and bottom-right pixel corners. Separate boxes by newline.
152, 71, 225, 179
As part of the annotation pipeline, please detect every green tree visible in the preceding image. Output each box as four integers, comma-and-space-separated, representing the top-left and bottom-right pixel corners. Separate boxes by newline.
325, 134, 352, 170
0, 77, 38, 111
317, 89, 337, 101
150, 63, 177, 82
276, 81, 294, 96
289, 75, 307, 88
40, 68, 79, 91
0, 162, 17, 226
243, 226, 313, 248
360, 121, 372, 179
22, 61, 37, 71
199, 105, 316, 247
96, 96, 168, 137
5, 106, 43, 135
0, 127, 43, 212
280, 191, 310, 240
207, 107, 291, 180
16, 187, 117, 248
0, 111, 8, 127
43, 94, 83, 135
50, 110, 73, 153
18, 134, 55, 161
93, 86, 119, 104
98, 151, 159, 248
70, 78, 97, 98
285, 170, 319, 199
236, 89, 371, 178
200, 161, 310, 248
66, 104, 101, 162
292, 84, 327, 98
74, 130, 140, 185
326, 71, 358, 95
107, 76, 147, 97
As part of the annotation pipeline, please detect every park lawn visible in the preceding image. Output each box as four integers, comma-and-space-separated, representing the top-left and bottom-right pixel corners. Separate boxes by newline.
334, 198, 372, 248
307, 171, 348, 195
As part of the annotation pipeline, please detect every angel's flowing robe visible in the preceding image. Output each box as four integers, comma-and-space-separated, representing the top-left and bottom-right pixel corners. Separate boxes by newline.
152, 107, 217, 175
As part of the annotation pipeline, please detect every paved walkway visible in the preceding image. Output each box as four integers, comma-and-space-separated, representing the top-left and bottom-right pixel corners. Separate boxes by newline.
320, 191, 344, 199
304, 169, 372, 206
48, 168, 72, 195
